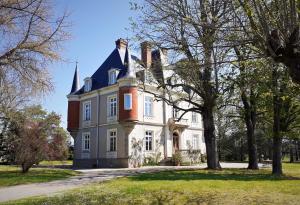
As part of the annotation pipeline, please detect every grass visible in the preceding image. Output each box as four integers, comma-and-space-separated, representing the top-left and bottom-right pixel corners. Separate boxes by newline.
2, 163, 300, 205
38, 160, 73, 166
0, 165, 78, 187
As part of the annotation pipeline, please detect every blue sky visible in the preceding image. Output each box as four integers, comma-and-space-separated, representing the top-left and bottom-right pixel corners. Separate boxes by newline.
41, 1, 138, 128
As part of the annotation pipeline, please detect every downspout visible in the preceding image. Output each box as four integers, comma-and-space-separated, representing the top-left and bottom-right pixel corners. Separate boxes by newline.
96, 91, 100, 167
162, 90, 168, 159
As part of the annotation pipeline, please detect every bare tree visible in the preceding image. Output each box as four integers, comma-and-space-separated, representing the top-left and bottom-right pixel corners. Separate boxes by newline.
236, 0, 300, 85
132, 0, 232, 169
0, 0, 70, 95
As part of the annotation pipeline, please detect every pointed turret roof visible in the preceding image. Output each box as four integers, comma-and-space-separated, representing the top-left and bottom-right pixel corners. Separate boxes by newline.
71, 39, 144, 95
70, 63, 80, 94
123, 46, 135, 78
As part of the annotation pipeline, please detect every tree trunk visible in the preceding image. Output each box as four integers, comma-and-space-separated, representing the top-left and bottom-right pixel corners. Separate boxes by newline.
290, 144, 294, 163
21, 163, 30, 173
203, 105, 220, 169
272, 68, 283, 175
241, 90, 259, 169
296, 141, 299, 161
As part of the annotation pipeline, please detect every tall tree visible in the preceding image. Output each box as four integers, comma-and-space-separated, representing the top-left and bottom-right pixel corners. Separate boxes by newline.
236, 0, 300, 85
230, 46, 270, 169
132, 0, 231, 169
0, 0, 69, 93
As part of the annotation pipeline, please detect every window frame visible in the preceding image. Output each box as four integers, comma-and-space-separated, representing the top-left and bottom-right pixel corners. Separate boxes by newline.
84, 78, 92, 92
107, 95, 117, 119
144, 96, 153, 117
191, 112, 198, 123
192, 134, 199, 150
145, 130, 153, 151
108, 69, 118, 85
82, 132, 90, 151
107, 129, 117, 152
83, 101, 91, 121
124, 93, 132, 110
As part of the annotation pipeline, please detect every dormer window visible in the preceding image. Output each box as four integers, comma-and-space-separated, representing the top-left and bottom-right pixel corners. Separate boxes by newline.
108, 69, 119, 85
84, 77, 92, 92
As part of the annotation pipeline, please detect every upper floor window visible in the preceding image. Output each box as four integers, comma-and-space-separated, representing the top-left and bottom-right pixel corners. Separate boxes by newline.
82, 133, 90, 151
124, 93, 132, 110
108, 69, 119, 85
192, 134, 199, 150
108, 129, 117, 152
84, 78, 92, 92
145, 130, 153, 151
144, 96, 153, 117
107, 95, 117, 117
173, 107, 179, 119
192, 112, 198, 123
83, 101, 91, 121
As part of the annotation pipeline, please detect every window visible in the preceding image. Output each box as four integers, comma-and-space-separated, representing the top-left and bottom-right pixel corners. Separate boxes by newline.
84, 78, 92, 92
192, 112, 198, 123
144, 96, 153, 117
192, 134, 199, 150
107, 95, 117, 117
124, 93, 132, 110
145, 130, 153, 151
82, 133, 90, 151
173, 107, 179, 118
108, 130, 117, 152
108, 69, 118, 85
83, 101, 91, 121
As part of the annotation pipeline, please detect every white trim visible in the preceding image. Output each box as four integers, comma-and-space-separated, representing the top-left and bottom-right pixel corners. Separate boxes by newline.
124, 93, 132, 110
144, 129, 154, 151
82, 100, 91, 122
82, 132, 90, 152
144, 95, 154, 117
107, 94, 118, 122
84, 77, 92, 92
107, 128, 117, 158
192, 134, 199, 150
108, 68, 119, 85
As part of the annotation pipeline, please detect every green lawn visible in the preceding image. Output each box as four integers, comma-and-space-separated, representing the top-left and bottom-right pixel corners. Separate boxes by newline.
0, 165, 78, 187
39, 160, 73, 166
3, 163, 300, 205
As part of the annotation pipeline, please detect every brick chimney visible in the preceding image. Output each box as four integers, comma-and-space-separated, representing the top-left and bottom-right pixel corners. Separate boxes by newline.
116, 38, 128, 50
141, 41, 152, 68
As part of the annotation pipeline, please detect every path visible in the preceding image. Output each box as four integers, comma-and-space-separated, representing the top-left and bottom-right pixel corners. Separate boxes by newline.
0, 163, 268, 203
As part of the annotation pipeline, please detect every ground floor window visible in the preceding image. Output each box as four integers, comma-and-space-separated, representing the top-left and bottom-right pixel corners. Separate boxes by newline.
145, 130, 153, 151
82, 133, 90, 151
192, 134, 199, 150
108, 129, 117, 152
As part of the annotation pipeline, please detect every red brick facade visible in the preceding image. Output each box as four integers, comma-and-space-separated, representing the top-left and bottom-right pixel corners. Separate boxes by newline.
119, 87, 138, 122
67, 101, 80, 131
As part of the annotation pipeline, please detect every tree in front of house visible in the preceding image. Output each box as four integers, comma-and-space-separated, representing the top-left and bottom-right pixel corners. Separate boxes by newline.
131, 0, 232, 169
236, 0, 300, 85
11, 106, 69, 173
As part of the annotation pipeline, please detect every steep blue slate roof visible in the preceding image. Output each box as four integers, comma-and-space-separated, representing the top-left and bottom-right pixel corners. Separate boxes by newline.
73, 48, 140, 95
70, 64, 80, 94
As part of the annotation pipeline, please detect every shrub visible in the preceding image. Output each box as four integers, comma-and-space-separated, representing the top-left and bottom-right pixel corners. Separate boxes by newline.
172, 151, 183, 166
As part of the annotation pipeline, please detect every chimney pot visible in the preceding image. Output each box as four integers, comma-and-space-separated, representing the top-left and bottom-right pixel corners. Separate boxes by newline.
141, 41, 152, 68
116, 38, 128, 50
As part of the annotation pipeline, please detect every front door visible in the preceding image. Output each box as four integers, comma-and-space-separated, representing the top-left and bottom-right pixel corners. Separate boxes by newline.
173, 132, 179, 152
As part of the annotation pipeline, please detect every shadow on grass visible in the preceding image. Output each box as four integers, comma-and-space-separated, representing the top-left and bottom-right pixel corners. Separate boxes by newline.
129, 169, 300, 182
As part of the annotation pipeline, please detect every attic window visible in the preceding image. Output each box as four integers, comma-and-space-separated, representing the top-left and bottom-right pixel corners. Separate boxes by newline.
84, 78, 92, 92
108, 69, 119, 85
